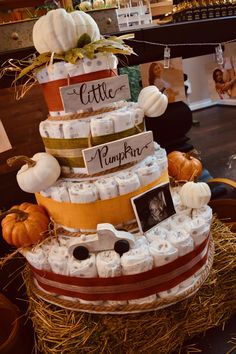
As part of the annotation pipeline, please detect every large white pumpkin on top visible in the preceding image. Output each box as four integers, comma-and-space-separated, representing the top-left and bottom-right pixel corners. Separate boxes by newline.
33, 9, 100, 54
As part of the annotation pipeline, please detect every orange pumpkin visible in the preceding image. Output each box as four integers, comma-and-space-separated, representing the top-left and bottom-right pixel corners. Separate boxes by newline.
167, 151, 202, 181
1, 202, 50, 248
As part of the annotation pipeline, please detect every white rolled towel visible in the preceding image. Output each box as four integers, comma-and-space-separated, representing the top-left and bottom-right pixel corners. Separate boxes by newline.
94, 177, 119, 200
121, 246, 153, 276
167, 230, 194, 257
145, 226, 168, 243
68, 182, 98, 203
136, 161, 161, 186
50, 181, 71, 202
23, 246, 50, 271
96, 250, 122, 278
39, 120, 64, 138
63, 119, 90, 138
111, 111, 134, 133
149, 240, 178, 267
48, 245, 69, 275
90, 116, 114, 137
67, 254, 98, 278
115, 172, 141, 195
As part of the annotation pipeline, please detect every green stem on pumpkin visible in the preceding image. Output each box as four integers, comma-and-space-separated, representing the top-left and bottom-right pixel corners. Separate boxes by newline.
0, 209, 28, 222
7, 155, 37, 168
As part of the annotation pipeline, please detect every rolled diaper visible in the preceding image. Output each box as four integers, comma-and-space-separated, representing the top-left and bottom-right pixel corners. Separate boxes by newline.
23, 246, 51, 271
50, 181, 71, 202
96, 250, 122, 278
132, 106, 144, 125
115, 172, 141, 195
40, 186, 53, 198
90, 116, 114, 137
111, 111, 134, 133
129, 294, 157, 305
170, 187, 182, 207
65, 61, 84, 77
185, 217, 210, 246
68, 182, 98, 203
67, 256, 100, 304
149, 239, 178, 267
154, 147, 168, 172
145, 226, 169, 243
63, 119, 90, 138
174, 203, 192, 217
170, 214, 192, 230
192, 205, 213, 224
67, 254, 97, 277
94, 177, 118, 200
158, 285, 180, 299
47, 61, 67, 81
39, 120, 64, 138
48, 245, 69, 275
167, 230, 194, 257
136, 161, 161, 186
121, 245, 153, 276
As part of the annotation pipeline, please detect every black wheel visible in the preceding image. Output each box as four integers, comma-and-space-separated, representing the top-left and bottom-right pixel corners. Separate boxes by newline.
73, 246, 89, 260
114, 239, 130, 256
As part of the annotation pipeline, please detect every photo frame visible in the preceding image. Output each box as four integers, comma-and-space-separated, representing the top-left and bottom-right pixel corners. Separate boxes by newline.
131, 183, 176, 234
140, 57, 186, 103
207, 55, 236, 104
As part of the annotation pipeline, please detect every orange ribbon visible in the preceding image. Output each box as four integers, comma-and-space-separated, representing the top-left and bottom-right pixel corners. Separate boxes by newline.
35, 171, 169, 230
41, 69, 117, 112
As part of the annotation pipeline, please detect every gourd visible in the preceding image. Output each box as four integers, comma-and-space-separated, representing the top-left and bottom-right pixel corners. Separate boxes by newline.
180, 181, 211, 209
32, 8, 100, 54
7, 153, 61, 193
137, 86, 168, 117
0, 203, 50, 248
93, 0, 105, 8
168, 151, 202, 181
79, 1, 92, 11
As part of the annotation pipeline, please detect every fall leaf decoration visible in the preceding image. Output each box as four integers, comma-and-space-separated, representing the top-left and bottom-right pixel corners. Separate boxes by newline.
0, 34, 135, 86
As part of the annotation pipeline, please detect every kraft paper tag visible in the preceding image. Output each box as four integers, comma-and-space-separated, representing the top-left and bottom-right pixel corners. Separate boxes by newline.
0, 120, 12, 153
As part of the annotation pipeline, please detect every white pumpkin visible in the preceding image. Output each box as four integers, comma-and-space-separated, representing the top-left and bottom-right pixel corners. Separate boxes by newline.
138, 86, 168, 118
79, 1, 92, 11
180, 182, 211, 209
93, 0, 105, 8
32, 9, 100, 54
10, 153, 61, 193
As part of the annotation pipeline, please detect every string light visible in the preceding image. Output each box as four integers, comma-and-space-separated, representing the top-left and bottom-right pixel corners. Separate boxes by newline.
126, 38, 236, 47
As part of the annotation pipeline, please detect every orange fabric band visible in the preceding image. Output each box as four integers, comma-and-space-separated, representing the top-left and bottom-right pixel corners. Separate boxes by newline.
35, 171, 169, 230
41, 69, 117, 112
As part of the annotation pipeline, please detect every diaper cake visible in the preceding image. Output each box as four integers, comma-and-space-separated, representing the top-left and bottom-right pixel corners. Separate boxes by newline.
1, 8, 213, 312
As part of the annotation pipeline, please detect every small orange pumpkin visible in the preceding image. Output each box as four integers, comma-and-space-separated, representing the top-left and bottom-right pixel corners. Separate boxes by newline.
1, 202, 50, 248
167, 151, 202, 181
